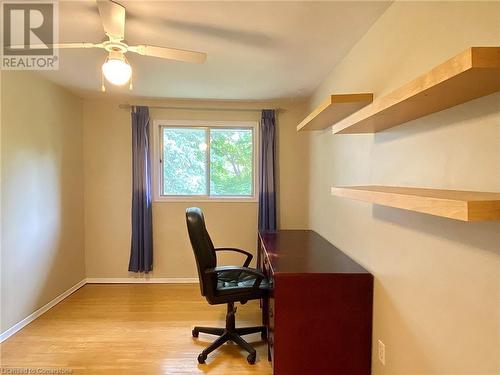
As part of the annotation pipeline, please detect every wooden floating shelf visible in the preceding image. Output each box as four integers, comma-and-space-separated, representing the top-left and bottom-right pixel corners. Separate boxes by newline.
331, 186, 500, 221
332, 47, 500, 134
297, 93, 373, 131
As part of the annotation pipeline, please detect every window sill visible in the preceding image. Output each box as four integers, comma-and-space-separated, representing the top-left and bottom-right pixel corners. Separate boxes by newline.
154, 197, 258, 203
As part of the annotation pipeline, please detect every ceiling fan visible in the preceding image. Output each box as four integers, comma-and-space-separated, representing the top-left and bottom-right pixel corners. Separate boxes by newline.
21, 0, 207, 90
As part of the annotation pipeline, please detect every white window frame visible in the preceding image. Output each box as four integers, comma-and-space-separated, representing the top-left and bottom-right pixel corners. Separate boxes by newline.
153, 119, 259, 202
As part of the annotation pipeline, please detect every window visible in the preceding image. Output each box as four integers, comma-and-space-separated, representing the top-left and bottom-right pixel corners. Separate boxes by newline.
154, 121, 258, 201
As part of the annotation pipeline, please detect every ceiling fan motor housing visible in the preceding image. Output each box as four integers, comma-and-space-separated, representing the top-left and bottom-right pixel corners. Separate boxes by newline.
103, 40, 128, 54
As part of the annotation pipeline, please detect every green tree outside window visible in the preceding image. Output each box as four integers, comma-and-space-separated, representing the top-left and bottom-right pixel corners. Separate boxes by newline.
162, 127, 253, 197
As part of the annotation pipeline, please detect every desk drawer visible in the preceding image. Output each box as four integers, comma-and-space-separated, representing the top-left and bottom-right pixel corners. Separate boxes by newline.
263, 254, 271, 275
268, 330, 274, 363
267, 296, 275, 363
263, 254, 274, 285
268, 297, 275, 328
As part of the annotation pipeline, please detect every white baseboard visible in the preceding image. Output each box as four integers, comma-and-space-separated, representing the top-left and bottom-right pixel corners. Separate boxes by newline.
85, 277, 199, 284
0, 278, 86, 343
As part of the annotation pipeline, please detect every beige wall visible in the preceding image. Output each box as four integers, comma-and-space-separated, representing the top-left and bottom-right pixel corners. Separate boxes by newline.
83, 98, 308, 278
306, 2, 500, 374
1, 71, 85, 333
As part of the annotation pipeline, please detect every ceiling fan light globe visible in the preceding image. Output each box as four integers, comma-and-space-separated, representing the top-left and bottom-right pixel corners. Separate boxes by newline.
102, 58, 132, 86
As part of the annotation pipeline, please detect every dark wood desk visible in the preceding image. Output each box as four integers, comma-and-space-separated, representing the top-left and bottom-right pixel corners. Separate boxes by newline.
258, 230, 373, 375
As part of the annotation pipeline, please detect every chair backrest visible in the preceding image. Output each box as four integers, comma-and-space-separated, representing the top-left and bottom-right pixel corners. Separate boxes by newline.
185, 207, 217, 297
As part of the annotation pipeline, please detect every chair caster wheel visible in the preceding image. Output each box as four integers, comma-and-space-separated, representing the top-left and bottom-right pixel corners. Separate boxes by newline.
198, 353, 207, 364
192, 329, 199, 338
247, 352, 256, 364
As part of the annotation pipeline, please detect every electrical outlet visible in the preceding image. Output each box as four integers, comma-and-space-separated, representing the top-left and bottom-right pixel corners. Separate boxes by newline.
378, 340, 386, 365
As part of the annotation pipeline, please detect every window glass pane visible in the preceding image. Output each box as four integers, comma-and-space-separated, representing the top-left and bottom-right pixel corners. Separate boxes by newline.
210, 128, 253, 196
162, 128, 207, 195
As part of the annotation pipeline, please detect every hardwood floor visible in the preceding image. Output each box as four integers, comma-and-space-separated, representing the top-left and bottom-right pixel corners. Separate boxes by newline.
0, 284, 272, 374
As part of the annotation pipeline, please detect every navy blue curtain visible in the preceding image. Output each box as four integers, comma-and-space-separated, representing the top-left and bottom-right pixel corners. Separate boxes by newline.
128, 106, 153, 272
258, 109, 277, 231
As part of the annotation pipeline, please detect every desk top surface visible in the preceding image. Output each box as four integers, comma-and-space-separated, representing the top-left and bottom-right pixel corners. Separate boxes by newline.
259, 230, 370, 274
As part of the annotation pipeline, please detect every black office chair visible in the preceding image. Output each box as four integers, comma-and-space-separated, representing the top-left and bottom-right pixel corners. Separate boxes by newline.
185, 207, 268, 364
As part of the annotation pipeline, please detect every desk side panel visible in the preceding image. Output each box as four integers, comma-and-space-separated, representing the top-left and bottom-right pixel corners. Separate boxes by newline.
273, 273, 373, 375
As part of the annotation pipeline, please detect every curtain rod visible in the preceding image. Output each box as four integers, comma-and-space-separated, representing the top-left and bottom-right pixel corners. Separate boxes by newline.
118, 103, 283, 113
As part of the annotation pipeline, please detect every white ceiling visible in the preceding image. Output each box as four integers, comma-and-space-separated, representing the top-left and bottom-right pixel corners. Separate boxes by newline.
38, 1, 390, 100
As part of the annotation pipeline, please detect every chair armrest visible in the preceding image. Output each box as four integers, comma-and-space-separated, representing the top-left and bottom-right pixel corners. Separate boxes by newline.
215, 248, 253, 267
205, 266, 265, 289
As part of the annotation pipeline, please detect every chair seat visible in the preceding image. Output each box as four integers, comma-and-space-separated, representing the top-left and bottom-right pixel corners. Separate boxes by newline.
216, 270, 269, 297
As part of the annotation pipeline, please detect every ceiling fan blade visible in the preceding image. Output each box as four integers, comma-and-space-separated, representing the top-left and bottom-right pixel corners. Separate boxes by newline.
97, 0, 125, 41
128, 45, 207, 64
52, 43, 104, 49
5, 42, 104, 49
